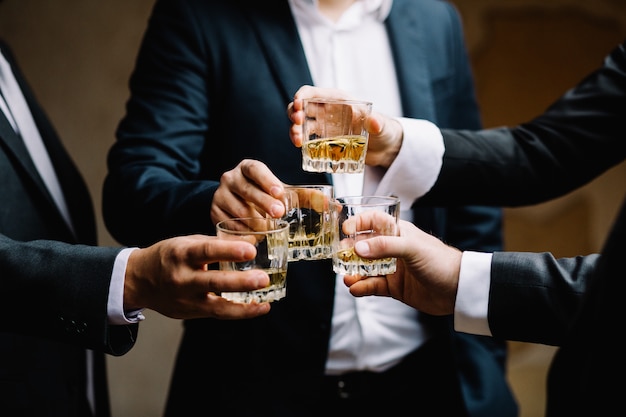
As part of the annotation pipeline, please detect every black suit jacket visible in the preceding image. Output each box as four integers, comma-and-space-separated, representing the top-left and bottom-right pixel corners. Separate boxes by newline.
419, 40, 626, 416
0, 41, 137, 417
103, 1, 515, 416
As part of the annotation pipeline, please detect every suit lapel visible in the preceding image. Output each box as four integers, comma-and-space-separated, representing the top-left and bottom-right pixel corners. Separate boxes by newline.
242, 1, 313, 102
242, 2, 333, 184
386, 0, 436, 121
0, 44, 48, 193
19, 76, 94, 242
0, 43, 78, 240
244, 0, 436, 120
0, 101, 55, 202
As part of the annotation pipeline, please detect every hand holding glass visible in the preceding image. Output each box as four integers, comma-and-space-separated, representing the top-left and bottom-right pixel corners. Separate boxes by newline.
332, 196, 400, 276
216, 217, 289, 303
301, 98, 372, 174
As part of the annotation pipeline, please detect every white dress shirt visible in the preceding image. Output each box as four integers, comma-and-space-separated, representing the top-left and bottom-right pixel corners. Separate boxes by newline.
289, 0, 470, 374
455, 251, 493, 336
108, 247, 143, 325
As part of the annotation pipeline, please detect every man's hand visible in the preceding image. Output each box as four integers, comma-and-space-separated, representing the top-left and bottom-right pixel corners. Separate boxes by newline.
343, 217, 461, 316
287, 85, 405, 169
211, 159, 286, 225
124, 234, 272, 320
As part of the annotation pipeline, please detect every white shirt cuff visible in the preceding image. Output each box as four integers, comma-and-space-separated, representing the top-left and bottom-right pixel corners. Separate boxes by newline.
373, 117, 443, 210
454, 251, 493, 336
108, 247, 145, 325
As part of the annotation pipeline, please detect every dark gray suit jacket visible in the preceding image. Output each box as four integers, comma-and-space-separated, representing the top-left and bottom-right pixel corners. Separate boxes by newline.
0, 41, 137, 417
103, 1, 515, 416
419, 40, 626, 416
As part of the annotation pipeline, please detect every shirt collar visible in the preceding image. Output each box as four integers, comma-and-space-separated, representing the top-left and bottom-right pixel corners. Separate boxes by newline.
289, 0, 392, 25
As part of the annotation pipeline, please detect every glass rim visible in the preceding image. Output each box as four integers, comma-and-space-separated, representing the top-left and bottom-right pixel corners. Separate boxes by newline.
285, 184, 334, 195
335, 195, 400, 207
285, 184, 333, 188
215, 217, 289, 234
302, 97, 372, 107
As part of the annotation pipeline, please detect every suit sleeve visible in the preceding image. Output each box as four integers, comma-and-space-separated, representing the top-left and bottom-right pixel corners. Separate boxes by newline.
488, 251, 599, 346
0, 234, 138, 355
418, 41, 626, 207
103, 0, 219, 247
418, 42, 626, 347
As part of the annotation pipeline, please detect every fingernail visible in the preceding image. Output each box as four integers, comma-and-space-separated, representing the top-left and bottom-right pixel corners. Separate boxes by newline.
270, 185, 283, 198
255, 272, 270, 286
355, 241, 370, 256
270, 203, 284, 218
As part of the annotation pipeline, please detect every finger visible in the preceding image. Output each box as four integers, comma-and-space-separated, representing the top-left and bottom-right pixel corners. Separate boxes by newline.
293, 85, 354, 101
365, 112, 384, 135
343, 273, 361, 286
353, 234, 406, 260
237, 160, 285, 218
292, 97, 304, 112
211, 186, 259, 222
344, 275, 390, 297
290, 187, 330, 212
292, 84, 317, 100
342, 210, 397, 236
288, 96, 309, 150
205, 269, 271, 293
287, 100, 304, 120
290, 122, 303, 148
187, 237, 258, 265
286, 101, 294, 118
205, 293, 271, 319
288, 99, 305, 141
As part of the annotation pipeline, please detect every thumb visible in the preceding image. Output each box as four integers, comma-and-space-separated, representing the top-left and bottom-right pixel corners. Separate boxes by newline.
354, 235, 404, 260
365, 112, 384, 136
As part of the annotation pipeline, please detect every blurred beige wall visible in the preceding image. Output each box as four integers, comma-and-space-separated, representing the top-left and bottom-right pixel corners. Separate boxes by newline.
1, 1, 624, 416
